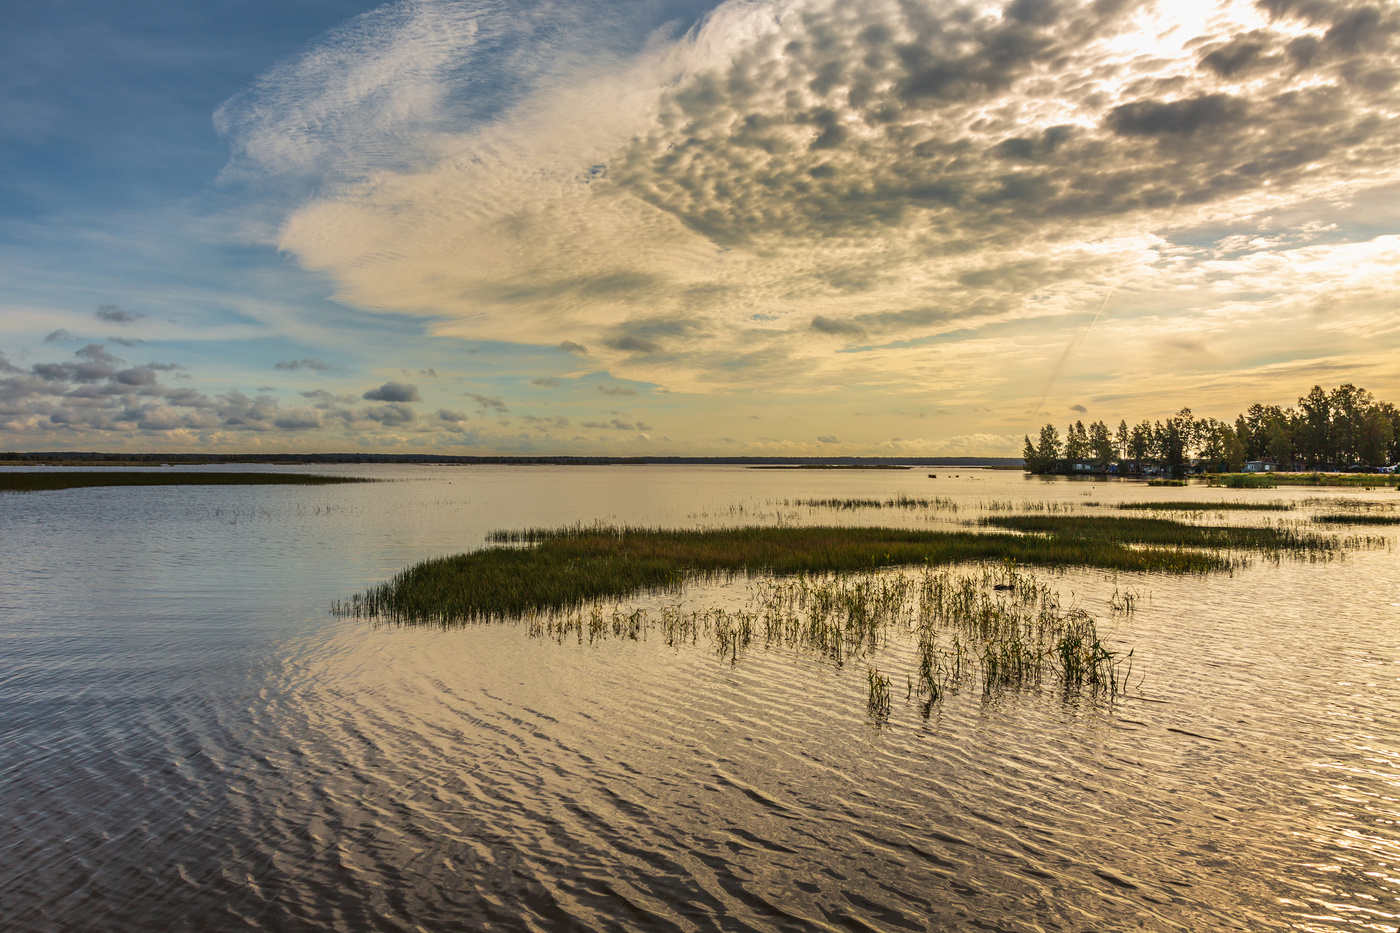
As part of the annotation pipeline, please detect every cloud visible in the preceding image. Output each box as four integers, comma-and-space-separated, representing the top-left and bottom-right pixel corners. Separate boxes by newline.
362, 381, 420, 402
43, 329, 73, 344
598, 384, 637, 396
437, 408, 469, 423
817, 435, 839, 444
532, 377, 561, 387
811, 316, 866, 337
275, 358, 329, 371
95, 305, 145, 325
363, 402, 416, 426
559, 341, 589, 356
464, 392, 508, 411
1069, 404, 1088, 413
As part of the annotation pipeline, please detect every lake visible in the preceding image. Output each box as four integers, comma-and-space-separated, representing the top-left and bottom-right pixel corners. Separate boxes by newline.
2, 464, 1397, 931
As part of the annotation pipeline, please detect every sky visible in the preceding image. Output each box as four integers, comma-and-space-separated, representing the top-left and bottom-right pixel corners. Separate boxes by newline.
2, 0, 1398, 456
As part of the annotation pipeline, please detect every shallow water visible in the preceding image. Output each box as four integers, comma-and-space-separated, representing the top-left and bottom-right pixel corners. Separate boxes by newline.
1, 465, 1398, 931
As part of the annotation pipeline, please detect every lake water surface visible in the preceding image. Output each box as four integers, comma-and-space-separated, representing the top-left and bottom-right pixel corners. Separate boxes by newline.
2, 465, 1398, 931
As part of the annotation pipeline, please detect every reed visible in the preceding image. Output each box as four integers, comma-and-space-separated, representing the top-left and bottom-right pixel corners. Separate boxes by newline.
1214, 472, 1400, 488
979, 514, 1338, 555
337, 524, 1243, 625
525, 563, 1135, 716
1311, 513, 1400, 525
0, 471, 372, 492
1115, 501, 1291, 512
783, 496, 958, 511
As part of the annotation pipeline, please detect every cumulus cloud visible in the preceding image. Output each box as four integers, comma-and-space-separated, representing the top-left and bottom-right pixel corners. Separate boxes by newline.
1069, 404, 1088, 413
363, 380, 420, 402
437, 408, 469, 422
44, 329, 73, 344
197, 0, 1400, 424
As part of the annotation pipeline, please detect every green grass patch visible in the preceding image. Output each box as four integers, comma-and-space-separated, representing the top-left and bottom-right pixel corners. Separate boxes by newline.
1312, 513, 1400, 525
335, 524, 1233, 624
1115, 501, 1291, 512
1212, 472, 1400, 488
1147, 479, 1188, 487
979, 514, 1336, 553
0, 471, 372, 492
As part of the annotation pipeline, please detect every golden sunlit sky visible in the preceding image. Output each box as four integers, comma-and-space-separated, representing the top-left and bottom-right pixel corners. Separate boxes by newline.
3, 0, 1398, 455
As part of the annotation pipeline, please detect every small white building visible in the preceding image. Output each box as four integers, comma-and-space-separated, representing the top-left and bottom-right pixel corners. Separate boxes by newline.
1243, 459, 1277, 473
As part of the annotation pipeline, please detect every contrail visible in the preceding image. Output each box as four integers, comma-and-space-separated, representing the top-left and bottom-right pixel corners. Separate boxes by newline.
1029, 285, 1116, 422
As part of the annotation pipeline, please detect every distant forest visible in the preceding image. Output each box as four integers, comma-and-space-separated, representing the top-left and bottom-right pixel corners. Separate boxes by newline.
1023, 383, 1400, 476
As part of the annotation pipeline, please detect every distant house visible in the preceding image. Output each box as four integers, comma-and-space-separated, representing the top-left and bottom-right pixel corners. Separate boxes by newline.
1243, 459, 1277, 473
1070, 460, 1096, 472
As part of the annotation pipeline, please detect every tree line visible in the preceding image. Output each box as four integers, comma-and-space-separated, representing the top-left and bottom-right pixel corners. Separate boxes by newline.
1022, 383, 1400, 476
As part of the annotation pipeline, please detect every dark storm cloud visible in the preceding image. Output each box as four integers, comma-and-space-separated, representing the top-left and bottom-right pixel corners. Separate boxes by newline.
362, 381, 420, 402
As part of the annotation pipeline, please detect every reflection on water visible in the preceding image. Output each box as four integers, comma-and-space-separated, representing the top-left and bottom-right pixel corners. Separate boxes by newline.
1, 465, 1397, 931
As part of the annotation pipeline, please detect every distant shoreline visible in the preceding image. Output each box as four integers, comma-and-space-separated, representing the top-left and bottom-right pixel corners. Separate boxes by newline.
0, 452, 1024, 468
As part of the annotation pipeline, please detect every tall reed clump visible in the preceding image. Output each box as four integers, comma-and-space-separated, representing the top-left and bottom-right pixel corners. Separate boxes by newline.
1115, 501, 1291, 512
517, 561, 1135, 720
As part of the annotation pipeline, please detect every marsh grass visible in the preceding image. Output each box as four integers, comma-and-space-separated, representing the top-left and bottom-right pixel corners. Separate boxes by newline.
336, 523, 1246, 626
1311, 513, 1400, 525
1147, 479, 1188, 487
1213, 472, 1400, 488
979, 514, 1339, 557
0, 471, 371, 492
783, 496, 958, 511
528, 563, 1135, 716
1115, 501, 1292, 512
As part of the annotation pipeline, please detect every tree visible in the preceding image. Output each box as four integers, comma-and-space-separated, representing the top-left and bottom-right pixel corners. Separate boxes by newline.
1027, 423, 1061, 472
1128, 421, 1152, 463
1359, 405, 1395, 467
1115, 419, 1130, 460
1090, 420, 1114, 467
1065, 420, 1089, 461
1297, 385, 1331, 468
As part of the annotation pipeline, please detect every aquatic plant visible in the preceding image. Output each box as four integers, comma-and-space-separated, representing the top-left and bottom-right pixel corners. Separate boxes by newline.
979, 514, 1338, 557
523, 564, 1136, 716
1115, 501, 1291, 512
1311, 513, 1400, 525
336, 523, 1245, 625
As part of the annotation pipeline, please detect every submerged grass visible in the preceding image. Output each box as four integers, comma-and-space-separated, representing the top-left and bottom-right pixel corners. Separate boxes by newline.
525, 563, 1135, 716
337, 523, 1241, 626
1115, 501, 1292, 512
0, 471, 372, 492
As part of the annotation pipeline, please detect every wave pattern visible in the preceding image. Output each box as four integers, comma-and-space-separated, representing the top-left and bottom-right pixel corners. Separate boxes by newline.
1, 466, 1397, 931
